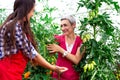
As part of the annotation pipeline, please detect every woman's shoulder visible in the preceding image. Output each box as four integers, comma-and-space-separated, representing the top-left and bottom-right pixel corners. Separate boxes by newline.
76, 35, 82, 39
54, 34, 65, 42
54, 34, 64, 39
76, 35, 83, 43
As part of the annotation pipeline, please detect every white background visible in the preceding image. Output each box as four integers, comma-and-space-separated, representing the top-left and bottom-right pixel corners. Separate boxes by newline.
0, 0, 120, 29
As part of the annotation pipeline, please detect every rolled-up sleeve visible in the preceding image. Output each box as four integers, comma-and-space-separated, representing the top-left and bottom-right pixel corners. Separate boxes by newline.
15, 24, 37, 59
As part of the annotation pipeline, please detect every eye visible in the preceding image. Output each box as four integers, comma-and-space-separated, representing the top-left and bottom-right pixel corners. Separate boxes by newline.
60, 25, 63, 27
64, 24, 67, 26
61, 24, 67, 27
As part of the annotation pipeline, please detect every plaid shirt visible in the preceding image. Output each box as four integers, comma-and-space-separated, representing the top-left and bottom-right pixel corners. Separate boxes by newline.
0, 21, 37, 59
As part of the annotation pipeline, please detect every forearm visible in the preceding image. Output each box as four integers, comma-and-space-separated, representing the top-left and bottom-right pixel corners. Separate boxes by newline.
33, 53, 55, 71
59, 48, 81, 64
66, 53, 81, 64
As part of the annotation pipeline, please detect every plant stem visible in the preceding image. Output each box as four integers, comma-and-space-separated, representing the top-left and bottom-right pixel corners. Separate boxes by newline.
43, 43, 46, 57
93, 25, 96, 40
90, 70, 97, 80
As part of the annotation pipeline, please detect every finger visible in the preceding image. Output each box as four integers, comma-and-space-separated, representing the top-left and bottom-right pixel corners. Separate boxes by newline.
61, 67, 68, 71
47, 47, 51, 50
55, 66, 59, 73
49, 50, 55, 53
47, 45, 51, 47
55, 66, 68, 74
47, 44, 52, 47
59, 67, 68, 73
60, 69, 67, 73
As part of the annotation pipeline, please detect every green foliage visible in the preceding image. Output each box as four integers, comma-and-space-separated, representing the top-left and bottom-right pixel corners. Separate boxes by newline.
0, 0, 120, 80
75, 0, 120, 80
22, 0, 60, 80
77, 0, 120, 12
0, 8, 6, 25
23, 62, 55, 80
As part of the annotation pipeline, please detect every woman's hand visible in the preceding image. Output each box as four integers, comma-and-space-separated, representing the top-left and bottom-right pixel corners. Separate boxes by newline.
54, 65, 68, 74
33, 52, 68, 73
47, 44, 61, 53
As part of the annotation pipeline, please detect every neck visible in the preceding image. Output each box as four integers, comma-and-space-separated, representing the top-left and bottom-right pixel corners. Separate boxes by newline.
66, 33, 76, 41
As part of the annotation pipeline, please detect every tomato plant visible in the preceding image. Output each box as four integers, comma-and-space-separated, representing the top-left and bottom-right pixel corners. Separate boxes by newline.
23, 0, 60, 80
0, 8, 6, 25
0, 0, 120, 80
75, 0, 120, 79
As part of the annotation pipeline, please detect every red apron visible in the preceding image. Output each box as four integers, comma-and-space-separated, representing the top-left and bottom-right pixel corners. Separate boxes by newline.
0, 50, 28, 80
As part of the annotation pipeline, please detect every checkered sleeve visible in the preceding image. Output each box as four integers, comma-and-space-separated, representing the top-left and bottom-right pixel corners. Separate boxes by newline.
15, 24, 38, 59
0, 26, 5, 58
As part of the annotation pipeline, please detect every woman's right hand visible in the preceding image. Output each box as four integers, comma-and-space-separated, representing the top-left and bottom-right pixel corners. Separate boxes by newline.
47, 44, 61, 53
53, 65, 68, 74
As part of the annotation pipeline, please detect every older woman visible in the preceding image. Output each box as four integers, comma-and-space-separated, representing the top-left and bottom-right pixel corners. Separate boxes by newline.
47, 15, 85, 80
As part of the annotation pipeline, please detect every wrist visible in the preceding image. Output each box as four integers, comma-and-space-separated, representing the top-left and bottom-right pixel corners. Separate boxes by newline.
50, 65, 55, 71
52, 65, 59, 73
62, 50, 69, 57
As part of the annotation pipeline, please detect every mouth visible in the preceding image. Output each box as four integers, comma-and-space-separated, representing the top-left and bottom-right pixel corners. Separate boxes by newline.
63, 31, 67, 34
62, 30, 67, 33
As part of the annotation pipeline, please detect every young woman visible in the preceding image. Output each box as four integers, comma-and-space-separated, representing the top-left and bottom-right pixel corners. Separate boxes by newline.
47, 15, 85, 80
0, 0, 67, 80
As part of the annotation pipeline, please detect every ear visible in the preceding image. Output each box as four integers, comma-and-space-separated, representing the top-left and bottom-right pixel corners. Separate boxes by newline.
72, 23, 76, 28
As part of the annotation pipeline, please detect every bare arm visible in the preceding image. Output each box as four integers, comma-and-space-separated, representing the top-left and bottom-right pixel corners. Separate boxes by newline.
15, 23, 68, 73
33, 53, 55, 70
47, 44, 85, 65
59, 46, 85, 64
33, 53, 68, 73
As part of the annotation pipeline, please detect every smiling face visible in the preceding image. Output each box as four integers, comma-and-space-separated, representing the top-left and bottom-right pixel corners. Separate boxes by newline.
60, 19, 75, 36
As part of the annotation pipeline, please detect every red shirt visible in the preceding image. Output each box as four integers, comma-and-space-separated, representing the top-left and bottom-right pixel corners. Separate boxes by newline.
53, 34, 83, 80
